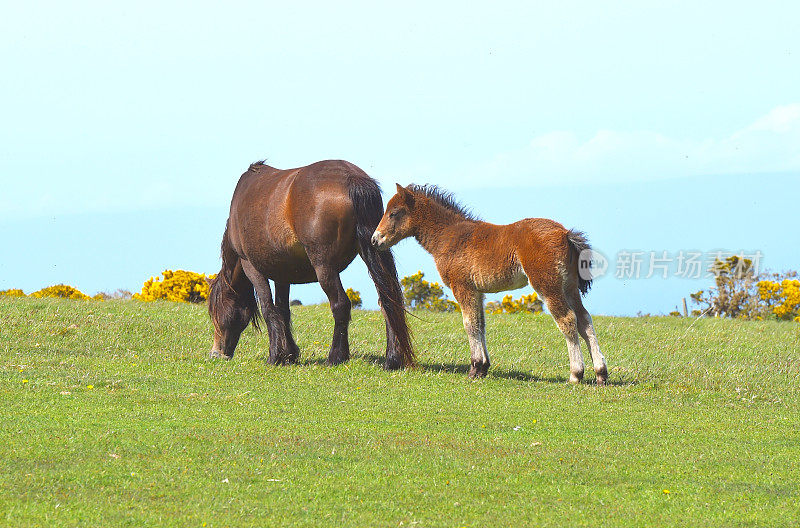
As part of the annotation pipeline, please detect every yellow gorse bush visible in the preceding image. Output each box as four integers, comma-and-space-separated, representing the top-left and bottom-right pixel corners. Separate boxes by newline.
345, 288, 363, 309
2, 286, 107, 300
401, 271, 459, 312
30, 284, 92, 300
486, 293, 544, 314
757, 278, 800, 322
133, 270, 214, 303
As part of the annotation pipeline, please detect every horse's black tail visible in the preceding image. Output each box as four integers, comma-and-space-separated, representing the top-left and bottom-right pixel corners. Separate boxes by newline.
348, 176, 416, 368
208, 222, 261, 334
566, 229, 592, 297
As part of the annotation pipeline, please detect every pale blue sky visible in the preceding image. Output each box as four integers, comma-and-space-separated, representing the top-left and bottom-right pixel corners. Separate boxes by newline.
1, 1, 798, 314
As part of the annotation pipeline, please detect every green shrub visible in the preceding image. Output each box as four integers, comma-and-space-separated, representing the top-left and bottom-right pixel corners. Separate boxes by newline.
400, 271, 459, 312
691, 257, 798, 322
486, 293, 543, 314
345, 288, 362, 309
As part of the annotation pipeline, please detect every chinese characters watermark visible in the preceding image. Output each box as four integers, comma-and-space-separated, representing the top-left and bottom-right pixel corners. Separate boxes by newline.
578, 249, 763, 280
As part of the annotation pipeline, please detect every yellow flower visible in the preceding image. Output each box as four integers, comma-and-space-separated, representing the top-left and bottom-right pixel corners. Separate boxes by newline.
86, 385, 94, 390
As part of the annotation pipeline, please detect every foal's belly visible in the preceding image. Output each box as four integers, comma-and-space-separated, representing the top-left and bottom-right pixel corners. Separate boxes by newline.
476, 264, 529, 293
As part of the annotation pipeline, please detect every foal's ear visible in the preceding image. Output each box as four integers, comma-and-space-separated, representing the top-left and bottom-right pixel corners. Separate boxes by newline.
395, 183, 415, 207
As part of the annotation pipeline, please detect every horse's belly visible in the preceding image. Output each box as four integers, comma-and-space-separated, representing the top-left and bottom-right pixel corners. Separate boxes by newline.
260, 241, 358, 285
477, 265, 528, 293
263, 256, 317, 284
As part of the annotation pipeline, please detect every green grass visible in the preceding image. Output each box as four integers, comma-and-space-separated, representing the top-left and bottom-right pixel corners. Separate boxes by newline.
1, 297, 799, 527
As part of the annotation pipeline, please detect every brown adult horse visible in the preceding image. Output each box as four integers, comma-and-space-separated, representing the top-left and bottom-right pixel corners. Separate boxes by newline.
372, 184, 607, 384
208, 160, 414, 369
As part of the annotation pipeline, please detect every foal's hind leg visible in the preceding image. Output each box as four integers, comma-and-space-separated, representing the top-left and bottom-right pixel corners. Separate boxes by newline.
274, 281, 301, 363
453, 285, 490, 378
568, 292, 608, 385
311, 263, 352, 366
240, 260, 292, 364
537, 286, 585, 384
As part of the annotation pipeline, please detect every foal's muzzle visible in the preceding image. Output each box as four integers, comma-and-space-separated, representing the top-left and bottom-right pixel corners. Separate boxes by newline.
371, 231, 387, 250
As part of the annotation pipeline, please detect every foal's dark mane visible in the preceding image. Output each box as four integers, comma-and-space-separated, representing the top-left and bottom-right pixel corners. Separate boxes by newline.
408, 184, 480, 221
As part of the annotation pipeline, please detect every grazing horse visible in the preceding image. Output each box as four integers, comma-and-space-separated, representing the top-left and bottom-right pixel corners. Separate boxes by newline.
371, 184, 607, 384
208, 161, 415, 369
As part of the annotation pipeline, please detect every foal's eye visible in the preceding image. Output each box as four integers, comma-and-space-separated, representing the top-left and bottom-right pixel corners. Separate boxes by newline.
389, 210, 400, 219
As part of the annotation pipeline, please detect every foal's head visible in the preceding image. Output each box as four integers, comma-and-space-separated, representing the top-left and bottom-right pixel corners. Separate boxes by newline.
372, 184, 417, 250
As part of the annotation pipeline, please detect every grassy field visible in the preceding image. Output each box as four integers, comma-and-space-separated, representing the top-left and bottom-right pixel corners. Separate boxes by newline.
1, 296, 798, 527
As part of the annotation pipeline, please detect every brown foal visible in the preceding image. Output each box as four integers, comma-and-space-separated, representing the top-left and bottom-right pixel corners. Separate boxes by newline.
372, 184, 608, 384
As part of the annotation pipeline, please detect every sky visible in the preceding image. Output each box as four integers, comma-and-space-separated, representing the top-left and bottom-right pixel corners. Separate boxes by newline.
1, 1, 798, 315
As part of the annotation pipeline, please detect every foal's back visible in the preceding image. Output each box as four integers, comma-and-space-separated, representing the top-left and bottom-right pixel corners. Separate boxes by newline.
441, 217, 570, 294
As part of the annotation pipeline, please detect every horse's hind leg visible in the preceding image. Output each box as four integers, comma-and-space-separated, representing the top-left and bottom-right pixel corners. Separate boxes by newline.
312, 263, 351, 366
453, 285, 490, 378
240, 260, 292, 364
380, 300, 402, 370
568, 292, 608, 385
274, 282, 301, 364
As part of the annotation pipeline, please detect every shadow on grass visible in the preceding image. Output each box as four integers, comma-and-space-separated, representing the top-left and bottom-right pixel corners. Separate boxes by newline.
245, 350, 637, 386
356, 352, 637, 386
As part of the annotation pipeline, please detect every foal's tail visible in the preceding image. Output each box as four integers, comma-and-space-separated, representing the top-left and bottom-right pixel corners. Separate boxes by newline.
348, 176, 416, 368
566, 229, 593, 296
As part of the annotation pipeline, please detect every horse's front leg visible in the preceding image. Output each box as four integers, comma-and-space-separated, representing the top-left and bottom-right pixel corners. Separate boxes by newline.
274, 281, 301, 364
453, 285, 489, 378
240, 260, 291, 364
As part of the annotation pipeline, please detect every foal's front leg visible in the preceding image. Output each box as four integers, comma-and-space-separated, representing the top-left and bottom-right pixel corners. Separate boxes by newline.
453, 286, 490, 378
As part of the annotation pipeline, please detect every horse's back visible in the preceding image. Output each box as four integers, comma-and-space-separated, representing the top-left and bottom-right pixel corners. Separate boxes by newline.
227, 160, 371, 283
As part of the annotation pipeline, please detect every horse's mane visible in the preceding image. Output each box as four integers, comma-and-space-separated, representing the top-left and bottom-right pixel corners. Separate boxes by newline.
248, 160, 268, 171
408, 184, 480, 221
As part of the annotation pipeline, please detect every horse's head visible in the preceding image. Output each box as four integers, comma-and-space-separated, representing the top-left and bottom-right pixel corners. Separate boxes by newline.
208, 259, 260, 360
372, 183, 416, 251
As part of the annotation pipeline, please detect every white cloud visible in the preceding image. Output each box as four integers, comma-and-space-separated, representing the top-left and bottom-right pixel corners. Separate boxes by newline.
745, 103, 800, 134
454, 103, 800, 187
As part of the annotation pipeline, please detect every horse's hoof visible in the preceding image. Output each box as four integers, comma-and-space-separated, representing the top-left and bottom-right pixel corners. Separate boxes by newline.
384, 356, 402, 371
325, 356, 349, 367
276, 353, 300, 365
568, 372, 583, 384
209, 350, 232, 360
287, 346, 301, 364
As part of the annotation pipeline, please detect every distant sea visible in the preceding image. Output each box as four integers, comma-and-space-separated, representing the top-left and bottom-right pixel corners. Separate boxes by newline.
2, 173, 797, 316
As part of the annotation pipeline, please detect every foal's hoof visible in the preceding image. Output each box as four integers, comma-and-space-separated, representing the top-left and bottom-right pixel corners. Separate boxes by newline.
568, 372, 584, 384
595, 371, 608, 386
209, 350, 232, 360
469, 363, 489, 379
